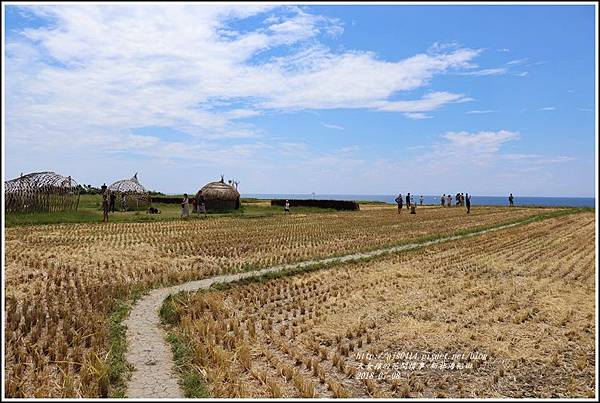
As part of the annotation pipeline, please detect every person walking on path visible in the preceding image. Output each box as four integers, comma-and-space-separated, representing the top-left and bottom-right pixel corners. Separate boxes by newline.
509, 193, 514, 207
101, 185, 110, 223
395, 194, 403, 213
406, 193, 411, 210
441, 194, 446, 207
419, 195, 423, 206
284, 199, 290, 213
465, 193, 471, 214
447, 194, 452, 207
181, 193, 190, 218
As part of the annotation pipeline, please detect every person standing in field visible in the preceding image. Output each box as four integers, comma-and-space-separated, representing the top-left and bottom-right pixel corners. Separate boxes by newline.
446, 194, 452, 207
109, 192, 116, 213
460, 193, 465, 206
395, 194, 403, 213
191, 196, 197, 215
419, 195, 423, 206
465, 193, 471, 214
284, 199, 290, 213
121, 193, 127, 211
441, 194, 446, 207
455, 193, 460, 207
406, 193, 411, 210
509, 193, 514, 207
101, 188, 110, 223
196, 190, 207, 217
181, 193, 190, 218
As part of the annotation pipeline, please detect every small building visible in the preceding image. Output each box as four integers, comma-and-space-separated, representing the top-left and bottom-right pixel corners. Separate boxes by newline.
108, 173, 150, 211
197, 176, 240, 211
5, 171, 80, 213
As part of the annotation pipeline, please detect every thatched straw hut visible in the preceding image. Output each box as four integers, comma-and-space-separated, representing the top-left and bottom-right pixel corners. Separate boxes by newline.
5, 171, 80, 213
197, 176, 240, 211
108, 173, 150, 211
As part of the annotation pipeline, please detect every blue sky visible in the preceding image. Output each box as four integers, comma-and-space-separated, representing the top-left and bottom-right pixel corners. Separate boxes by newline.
3, 3, 596, 196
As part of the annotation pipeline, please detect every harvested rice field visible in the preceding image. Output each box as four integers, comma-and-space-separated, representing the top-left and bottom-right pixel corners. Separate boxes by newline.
164, 211, 596, 398
2, 206, 592, 397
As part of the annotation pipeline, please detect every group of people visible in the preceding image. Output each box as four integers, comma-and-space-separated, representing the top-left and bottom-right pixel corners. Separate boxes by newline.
394, 193, 424, 214
180, 192, 207, 218
442, 193, 472, 213
440, 193, 471, 209
395, 192, 472, 214
101, 183, 162, 222
100, 184, 131, 222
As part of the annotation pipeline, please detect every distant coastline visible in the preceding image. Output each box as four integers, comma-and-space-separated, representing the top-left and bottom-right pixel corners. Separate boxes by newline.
242, 194, 595, 208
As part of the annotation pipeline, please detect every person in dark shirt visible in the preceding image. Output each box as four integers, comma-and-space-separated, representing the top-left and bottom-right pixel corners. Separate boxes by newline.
109, 192, 116, 213
395, 194, 403, 213
406, 193, 411, 209
509, 193, 514, 207
465, 193, 471, 214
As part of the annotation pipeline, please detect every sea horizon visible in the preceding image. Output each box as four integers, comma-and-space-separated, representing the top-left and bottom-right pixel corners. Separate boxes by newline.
241, 194, 596, 208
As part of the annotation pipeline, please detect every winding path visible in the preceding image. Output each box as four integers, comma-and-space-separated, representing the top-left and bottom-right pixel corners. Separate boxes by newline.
124, 219, 528, 397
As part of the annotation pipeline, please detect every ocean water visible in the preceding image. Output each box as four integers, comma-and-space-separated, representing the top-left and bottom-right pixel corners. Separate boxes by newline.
242, 194, 595, 208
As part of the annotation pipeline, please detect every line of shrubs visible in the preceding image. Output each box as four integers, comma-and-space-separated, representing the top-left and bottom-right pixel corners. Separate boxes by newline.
271, 199, 360, 211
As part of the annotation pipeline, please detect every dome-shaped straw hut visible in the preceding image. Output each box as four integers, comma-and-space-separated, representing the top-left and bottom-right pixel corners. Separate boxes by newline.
197, 176, 240, 211
108, 173, 151, 211
5, 171, 80, 213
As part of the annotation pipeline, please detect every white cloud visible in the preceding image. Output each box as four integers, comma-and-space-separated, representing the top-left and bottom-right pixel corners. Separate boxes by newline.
514, 71, 528, 77
497, 48, 510, 52
416, 130, 520, 167
466, 110, 495, 114
501, 154, 575, 164
458, 67, 507, 76
506, 58, 528, 65
5, 4, 486, 164
376, 91, 472, 113
404, 112, 432, 120
539, 106, 557, 111
323, 123, 344, 130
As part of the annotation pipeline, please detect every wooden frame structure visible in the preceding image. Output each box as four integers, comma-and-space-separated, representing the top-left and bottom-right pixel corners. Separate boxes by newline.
108, 173, 151, 211
5, 171, 80, 213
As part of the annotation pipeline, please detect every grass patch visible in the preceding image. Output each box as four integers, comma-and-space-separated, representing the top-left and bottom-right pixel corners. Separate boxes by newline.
160, 294, 181, 326
107, 287, 146, 398
107, 301, 133, 398
4, 200, 340, 227
160, 293, 210, 398
164, 331, 210, 398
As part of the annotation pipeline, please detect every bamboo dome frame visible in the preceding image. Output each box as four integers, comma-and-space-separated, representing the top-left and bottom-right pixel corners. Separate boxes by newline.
108, 173, 151, 211
5, 171, 80, 213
